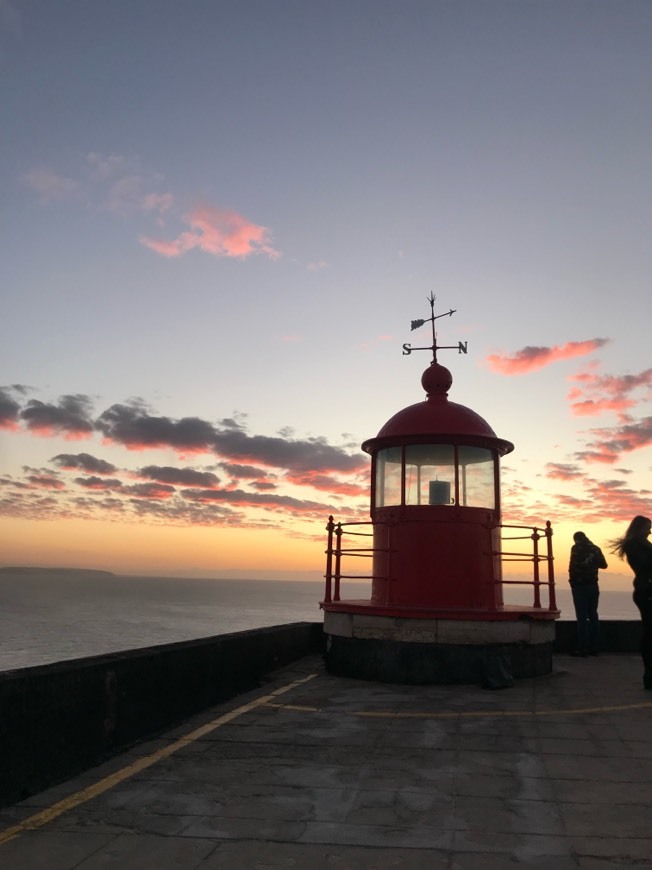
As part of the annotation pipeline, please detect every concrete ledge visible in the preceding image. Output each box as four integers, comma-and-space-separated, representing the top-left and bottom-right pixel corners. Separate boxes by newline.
324, 611, 555, 645
325, 634, 552, 686
0, 622, 323, 810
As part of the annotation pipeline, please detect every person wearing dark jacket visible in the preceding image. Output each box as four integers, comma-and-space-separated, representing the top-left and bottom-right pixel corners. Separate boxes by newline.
568, 531, 608, 656
611, 515, 652, 689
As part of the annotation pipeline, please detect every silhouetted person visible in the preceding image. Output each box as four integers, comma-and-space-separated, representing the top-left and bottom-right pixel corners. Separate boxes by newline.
611, 515, 652, 689
568, 531, 607, 656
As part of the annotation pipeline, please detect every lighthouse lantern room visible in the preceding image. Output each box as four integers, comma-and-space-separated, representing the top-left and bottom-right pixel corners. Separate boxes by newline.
321, 295, 559, 687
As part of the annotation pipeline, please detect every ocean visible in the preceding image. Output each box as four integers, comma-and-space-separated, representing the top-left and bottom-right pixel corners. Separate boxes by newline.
0, 570, 639, 673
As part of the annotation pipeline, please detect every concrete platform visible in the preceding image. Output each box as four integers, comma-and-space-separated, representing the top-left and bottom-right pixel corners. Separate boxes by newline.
1, 652, 652, 868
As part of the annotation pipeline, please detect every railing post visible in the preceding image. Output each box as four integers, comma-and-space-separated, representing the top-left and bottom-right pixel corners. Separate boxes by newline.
531, 528, 542, 608
334, 523, 343, 602
546, 520, 557, 611
385, 523, 391, 606
324, 515, 334, 604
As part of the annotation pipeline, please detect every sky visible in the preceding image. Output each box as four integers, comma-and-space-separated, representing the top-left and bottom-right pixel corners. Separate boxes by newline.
1, 0, 650, 587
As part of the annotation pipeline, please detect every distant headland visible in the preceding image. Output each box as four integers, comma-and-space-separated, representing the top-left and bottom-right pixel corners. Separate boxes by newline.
0, 567, 116, 577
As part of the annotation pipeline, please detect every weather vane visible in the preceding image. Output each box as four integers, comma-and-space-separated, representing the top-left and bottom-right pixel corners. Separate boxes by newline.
402, 292, 468, 363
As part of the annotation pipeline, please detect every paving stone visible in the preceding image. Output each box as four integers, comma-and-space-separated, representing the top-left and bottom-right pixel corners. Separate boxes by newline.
75, 833, 215, 869
0, 831, 119, 870
1, 653, 652, 868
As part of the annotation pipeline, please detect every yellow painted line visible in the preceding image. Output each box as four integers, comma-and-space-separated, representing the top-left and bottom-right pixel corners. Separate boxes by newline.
267, 703, 319, 712
0, 673, 317, 848
265, 699, 652, 719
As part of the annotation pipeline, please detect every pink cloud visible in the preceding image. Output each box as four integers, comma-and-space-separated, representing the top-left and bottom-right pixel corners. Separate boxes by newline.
285, 470, 368, 497
567, 367, 652, 419
585, 480, 652, 522
27, 474, 65, 490
576, 416, 652, 464
504, 466, 652, 526
544, 462, 584, 481
21, 396, 95, 439
122, 483, 176, 499
570, 398, 637, 417
0, 388, 22, 429
140, 204, 280, 260
486, 339, 609, 375
1, 389, 370, 527
75, 476, 122, 491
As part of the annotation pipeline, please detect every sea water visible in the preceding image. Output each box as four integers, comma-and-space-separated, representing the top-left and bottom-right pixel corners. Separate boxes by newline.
0, 571, 638, 672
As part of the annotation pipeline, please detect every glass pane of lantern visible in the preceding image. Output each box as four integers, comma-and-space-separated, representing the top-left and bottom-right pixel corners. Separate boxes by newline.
376, 446, 402, 507
404, 444, 455, 505
458, 446, 495, 508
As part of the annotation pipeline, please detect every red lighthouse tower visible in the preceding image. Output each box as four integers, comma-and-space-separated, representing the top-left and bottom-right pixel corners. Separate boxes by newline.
321, 296, 558, 686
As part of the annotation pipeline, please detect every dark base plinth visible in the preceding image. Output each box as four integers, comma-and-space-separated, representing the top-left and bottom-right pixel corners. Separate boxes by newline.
325, 634, 553, 688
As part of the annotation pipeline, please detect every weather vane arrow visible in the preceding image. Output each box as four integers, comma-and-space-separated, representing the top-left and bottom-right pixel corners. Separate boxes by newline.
402, 292, 468, 362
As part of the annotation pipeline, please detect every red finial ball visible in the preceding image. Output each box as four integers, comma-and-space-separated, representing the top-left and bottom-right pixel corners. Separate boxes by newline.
421, 362, 453, 398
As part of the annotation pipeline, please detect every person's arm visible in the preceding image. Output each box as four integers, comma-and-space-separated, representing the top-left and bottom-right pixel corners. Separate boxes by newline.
626, 541, 652, 576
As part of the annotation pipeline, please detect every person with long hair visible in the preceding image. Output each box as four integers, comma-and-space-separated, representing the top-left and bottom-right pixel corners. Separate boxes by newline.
611, 515, 652, 689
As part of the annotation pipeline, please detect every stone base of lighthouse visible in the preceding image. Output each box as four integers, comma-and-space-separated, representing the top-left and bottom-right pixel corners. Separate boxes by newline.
323, 611, 555, 688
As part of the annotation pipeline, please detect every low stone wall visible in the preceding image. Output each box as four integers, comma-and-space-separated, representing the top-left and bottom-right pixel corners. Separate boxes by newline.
554, 618, 641, 653
0, 622, 323, 810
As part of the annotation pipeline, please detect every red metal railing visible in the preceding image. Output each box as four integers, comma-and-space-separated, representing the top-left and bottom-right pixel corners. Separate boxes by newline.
323, 515, 556, 612
323, 516, 388, 603
493, 521, 556, 611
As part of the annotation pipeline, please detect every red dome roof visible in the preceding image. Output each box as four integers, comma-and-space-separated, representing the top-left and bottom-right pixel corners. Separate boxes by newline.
376, 397, 499, 439
362, 362, 514, 456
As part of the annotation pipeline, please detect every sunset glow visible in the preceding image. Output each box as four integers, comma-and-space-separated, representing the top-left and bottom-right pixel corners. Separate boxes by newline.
1, 2, 650, 588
